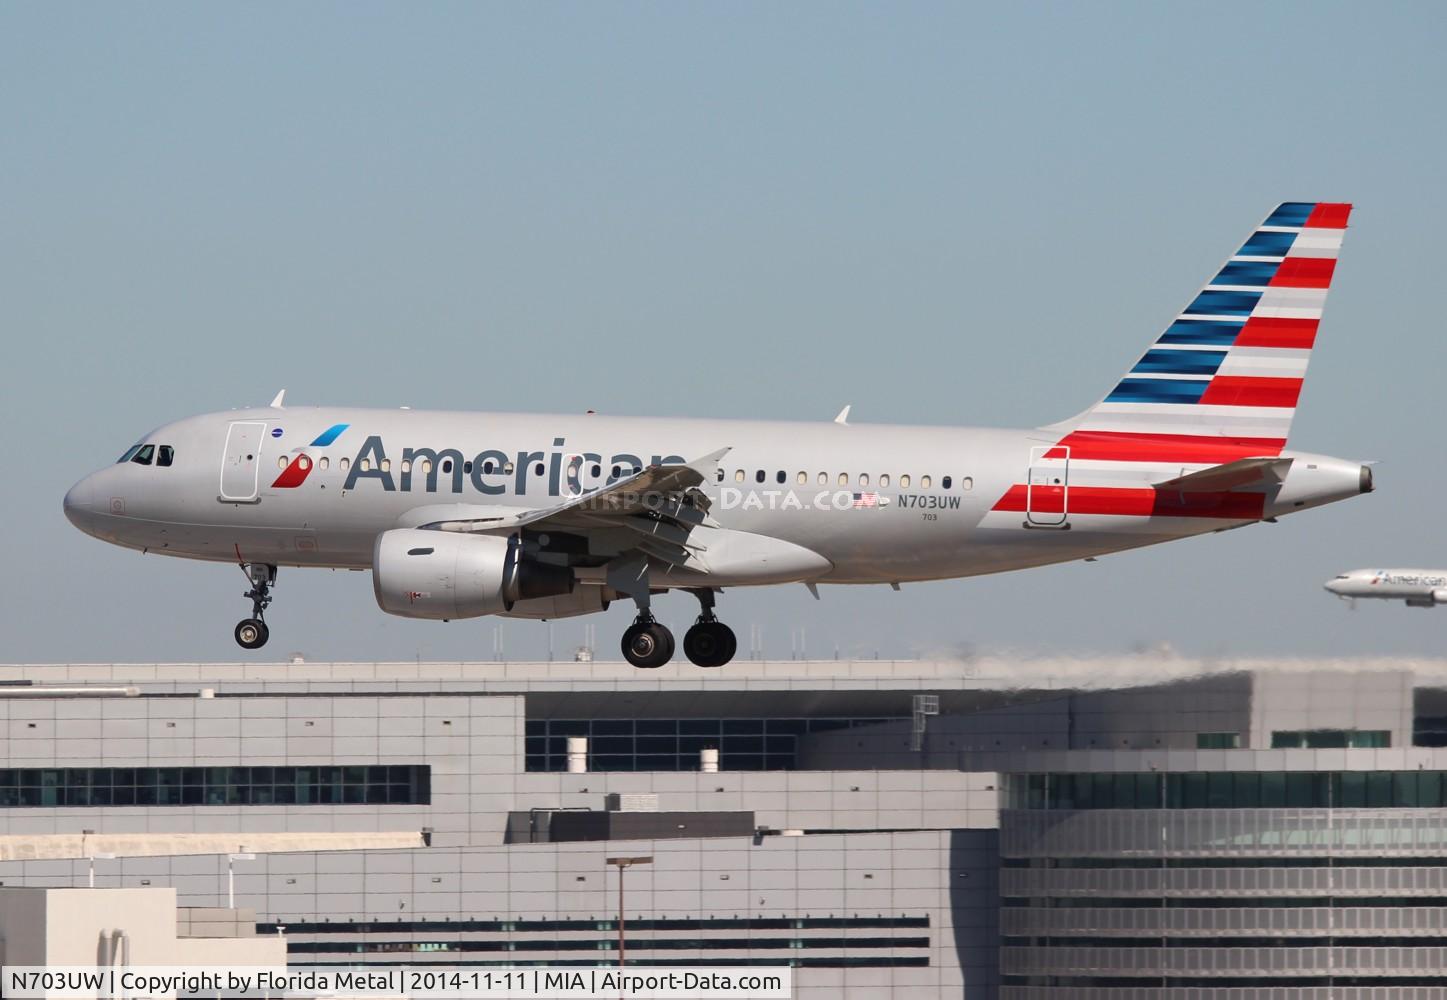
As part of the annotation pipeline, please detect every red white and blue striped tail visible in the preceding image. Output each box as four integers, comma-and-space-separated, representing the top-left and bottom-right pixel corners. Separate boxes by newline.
1048, 202, 1350, 463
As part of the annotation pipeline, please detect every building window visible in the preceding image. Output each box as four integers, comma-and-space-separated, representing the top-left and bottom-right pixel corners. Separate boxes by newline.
1196, 732, 1241, 749
0, 765, 430, 808
1272, 729, 1391, 749
1004, 769, 1447, 810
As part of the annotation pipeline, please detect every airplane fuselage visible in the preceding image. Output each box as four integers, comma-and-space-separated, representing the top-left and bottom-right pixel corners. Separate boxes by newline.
1326, 570, 1447, 608
66, 406, 1368, 589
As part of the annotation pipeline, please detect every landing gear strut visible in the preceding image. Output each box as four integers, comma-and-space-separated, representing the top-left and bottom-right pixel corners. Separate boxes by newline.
621, 610, 674, 669
234, 563, 276, 650
682, 589, 737, 668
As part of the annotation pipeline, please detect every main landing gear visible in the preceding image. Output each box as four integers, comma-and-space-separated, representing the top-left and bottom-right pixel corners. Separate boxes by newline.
618, 590, 737, 669
234, 563, 276, 651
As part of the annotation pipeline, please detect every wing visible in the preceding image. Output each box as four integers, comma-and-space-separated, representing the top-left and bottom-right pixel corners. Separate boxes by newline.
413, 446, 731, 571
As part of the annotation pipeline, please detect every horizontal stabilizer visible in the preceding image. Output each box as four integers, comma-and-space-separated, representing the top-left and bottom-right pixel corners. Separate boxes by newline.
1155, 456, 1293, 492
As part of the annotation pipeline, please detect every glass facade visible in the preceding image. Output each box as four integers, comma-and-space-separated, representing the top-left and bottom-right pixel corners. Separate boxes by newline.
0, 765, 430, 807
1005, 771, 1447, 810
1195, 732, 1241, 749
524, 717, 904, 772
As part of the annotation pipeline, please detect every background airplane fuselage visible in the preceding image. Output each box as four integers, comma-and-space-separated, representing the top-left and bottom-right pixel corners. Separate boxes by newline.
64, 406, 1364, 588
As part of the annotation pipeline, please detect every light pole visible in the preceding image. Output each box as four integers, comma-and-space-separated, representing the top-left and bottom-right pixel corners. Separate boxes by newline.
604, 856, 652, 966
226, 852, 256, 909
87, 852, 116, 888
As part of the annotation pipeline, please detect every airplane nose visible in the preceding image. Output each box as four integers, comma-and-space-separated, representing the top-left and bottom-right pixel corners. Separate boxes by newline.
63, 476, 95, 531
1324, 579, 1343, 594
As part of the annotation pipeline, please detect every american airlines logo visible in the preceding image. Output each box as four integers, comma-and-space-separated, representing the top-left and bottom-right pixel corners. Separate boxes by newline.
337, 436, 688, 497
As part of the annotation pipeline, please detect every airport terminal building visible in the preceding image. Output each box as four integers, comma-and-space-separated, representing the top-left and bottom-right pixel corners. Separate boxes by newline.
3, 655, 1447, 998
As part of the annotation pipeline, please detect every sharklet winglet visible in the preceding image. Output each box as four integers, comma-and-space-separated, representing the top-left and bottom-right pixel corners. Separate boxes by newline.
834, 405, 851, 425
269, 389, 286, 408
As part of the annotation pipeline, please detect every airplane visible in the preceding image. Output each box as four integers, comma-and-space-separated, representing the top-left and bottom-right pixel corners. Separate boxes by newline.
64, 201, 1371, 668
1325, 570, 1447, 608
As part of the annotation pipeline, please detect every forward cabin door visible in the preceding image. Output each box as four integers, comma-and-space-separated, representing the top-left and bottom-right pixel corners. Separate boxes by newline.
1025, 444, 1069, 527
219, 421, 266, 502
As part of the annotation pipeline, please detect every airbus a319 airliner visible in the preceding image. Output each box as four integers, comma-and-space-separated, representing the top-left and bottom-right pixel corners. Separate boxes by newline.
65, 202, 1371, 667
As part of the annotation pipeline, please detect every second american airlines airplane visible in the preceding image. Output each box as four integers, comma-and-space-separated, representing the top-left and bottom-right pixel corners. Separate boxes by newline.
64, 202, 1371, 667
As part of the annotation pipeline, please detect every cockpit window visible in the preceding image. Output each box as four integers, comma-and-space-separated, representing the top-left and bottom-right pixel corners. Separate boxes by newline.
117, 445, 143, 463
157, 446, 175, 467
130, 445, 155, 466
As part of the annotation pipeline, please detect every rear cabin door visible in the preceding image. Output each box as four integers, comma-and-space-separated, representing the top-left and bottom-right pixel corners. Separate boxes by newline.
1025, 444, 1069, 527
219, 421, 266, 502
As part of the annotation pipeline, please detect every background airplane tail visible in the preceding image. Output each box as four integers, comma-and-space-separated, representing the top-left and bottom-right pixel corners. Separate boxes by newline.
1048, 202, 1351, 462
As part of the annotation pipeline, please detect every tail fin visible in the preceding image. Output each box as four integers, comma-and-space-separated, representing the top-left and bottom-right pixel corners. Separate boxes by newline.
1049, 202, 1351, 459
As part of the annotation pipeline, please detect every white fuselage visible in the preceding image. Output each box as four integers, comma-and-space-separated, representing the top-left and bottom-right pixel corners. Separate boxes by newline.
1325, 569, 1447, 608
65, 406, 1370, 596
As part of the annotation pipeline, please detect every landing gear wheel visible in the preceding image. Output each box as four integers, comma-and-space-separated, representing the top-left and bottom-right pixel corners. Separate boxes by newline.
622, 621, 675, 668
235, 562, 277, 651
234, 618, 269, 650
683, 621, 737, 667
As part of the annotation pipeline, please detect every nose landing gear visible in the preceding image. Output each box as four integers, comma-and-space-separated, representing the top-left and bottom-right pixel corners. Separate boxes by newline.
234, 563, 276, 650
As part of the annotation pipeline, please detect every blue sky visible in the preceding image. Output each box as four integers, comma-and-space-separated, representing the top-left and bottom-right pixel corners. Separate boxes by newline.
4, 3, 1446, 662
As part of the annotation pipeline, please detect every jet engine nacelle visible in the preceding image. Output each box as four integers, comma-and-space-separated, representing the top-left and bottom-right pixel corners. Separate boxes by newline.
1434, 589, 1447, 606
501, 587, 612, 620
372, 528, 573, 620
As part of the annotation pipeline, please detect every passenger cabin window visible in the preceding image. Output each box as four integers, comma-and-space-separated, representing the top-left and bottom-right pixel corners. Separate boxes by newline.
591, 464, 602, 478
534, 463, 544, 476
879, 474, 890, 487
899, 474, 909, 488
838, 473, 848, 486
961, 476, 973, 490
157, 446, 174, 467
340, 458, 350, 471
130, 445, 155, 466
360, 459, 372, 472
734, 469, 744, 483
796, 472, 806, 485
318, 457, 329, 471
755, 470, 765, 483
817, 472, 827, 485
440, 459, 451, 473
400, 460, 412, 474
380, 459, 391, 473
858, 473, 869, 486
716, 469, 725, 482
297, 456, 311, 471
277, 456, 289, 469
921, 475, 931, 489
942, 476, 952, 489
775, 471, 786, 484
421, 460, 433, 475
